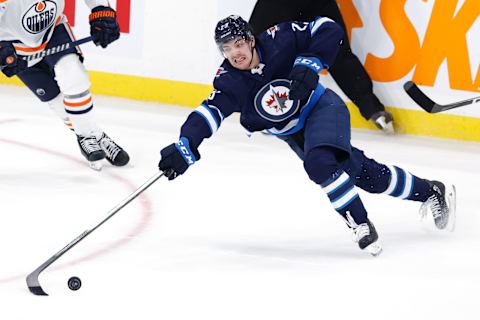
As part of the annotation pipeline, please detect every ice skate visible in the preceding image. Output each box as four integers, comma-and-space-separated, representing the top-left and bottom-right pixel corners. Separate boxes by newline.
345, 212, 383, 257
77, 135, 105, 171
370, 111, 394, 134
97, 133, 130, 166
419, 180, 456, 231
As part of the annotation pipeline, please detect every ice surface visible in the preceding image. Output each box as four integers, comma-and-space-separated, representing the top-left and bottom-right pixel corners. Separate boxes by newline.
1, 85, 479, 320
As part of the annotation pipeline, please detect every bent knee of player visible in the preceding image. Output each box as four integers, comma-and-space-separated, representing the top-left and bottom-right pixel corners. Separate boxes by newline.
304, 147, 342, 184
54, 54, 91, 95
354, 160, 392, 193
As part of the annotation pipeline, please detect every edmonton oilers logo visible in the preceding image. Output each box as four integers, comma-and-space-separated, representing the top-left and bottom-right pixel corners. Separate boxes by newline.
254, 79, 300, 122
22, 1, 57, 34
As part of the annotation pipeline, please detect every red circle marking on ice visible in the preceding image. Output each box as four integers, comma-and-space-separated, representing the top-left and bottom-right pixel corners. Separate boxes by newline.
0, 134, 156, 285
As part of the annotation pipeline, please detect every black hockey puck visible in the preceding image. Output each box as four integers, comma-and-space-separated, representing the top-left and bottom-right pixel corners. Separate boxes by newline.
68, 276, 82, 291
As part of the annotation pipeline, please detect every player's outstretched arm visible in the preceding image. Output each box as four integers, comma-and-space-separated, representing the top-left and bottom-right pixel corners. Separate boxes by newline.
158, 104, 224, 181
158, 74, 238, 180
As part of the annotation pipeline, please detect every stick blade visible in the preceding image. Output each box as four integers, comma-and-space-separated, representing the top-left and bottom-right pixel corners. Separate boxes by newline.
28, 285, 49, 296
26, 272, 48, 296
403, 81, 438, 113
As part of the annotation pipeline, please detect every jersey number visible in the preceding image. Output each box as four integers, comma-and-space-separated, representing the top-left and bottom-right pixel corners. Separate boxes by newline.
291, 23, 308, 32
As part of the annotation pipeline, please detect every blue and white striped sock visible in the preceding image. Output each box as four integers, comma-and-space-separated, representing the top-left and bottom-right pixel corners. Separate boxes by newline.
321, 170, 368, 224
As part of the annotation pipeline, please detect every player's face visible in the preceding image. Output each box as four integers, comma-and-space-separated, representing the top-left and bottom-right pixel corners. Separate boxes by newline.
221, 37, 254, 70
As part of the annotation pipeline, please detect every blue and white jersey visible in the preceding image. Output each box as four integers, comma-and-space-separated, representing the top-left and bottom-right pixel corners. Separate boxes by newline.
181, 17, 344, 149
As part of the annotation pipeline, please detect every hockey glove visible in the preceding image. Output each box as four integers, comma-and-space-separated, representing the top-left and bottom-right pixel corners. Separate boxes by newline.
89, 6, 120, 48
0, 42, 27, 77
159, 137, 201, 180
288, 56, 323, 101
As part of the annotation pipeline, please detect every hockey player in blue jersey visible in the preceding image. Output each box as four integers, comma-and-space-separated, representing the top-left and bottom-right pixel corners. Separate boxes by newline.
158, 15, 456, 256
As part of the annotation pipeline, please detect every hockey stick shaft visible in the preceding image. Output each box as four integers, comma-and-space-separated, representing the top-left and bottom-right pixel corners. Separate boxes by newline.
26, 171, 166, 296
22, 36, 93, 62
1, 36, 93, 72
404, 81, 480, 113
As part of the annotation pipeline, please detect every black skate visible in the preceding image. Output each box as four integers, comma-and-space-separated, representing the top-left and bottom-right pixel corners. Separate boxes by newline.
370, 111, 394, 134
420, 180, 456, 231
97, 133, 130, 166
345, 212, 383, 257
77, 135, 106, 171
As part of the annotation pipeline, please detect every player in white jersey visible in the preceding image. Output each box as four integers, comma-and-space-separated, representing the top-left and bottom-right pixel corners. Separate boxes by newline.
0, 0, 129, 169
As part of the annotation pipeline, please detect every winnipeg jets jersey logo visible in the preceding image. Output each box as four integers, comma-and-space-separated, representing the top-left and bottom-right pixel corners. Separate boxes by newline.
22, 1, 57, 35
254, 79, 300, 122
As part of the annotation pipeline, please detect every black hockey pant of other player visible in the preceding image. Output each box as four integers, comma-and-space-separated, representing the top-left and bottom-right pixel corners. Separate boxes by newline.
249, 0, 385, 120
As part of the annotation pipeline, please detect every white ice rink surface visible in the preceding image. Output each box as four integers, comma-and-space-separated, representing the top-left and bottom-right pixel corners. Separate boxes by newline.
1, 85, 480, 320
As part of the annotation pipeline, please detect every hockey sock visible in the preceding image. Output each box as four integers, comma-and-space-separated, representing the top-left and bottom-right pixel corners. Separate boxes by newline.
64, 90, 102, 139
347, 148, 431, 202
54, 54, 102, 139
47, 94, 74, 130
381, 165, 431, 202
321, 170, 368, 224
304, 147, 368, 223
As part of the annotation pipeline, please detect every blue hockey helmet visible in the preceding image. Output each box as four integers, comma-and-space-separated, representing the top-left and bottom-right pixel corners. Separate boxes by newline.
214, 15, 253, 48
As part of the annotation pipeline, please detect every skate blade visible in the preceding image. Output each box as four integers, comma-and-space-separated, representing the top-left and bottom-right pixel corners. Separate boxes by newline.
88, 160, 103, 171
375, 117, 395, 135
364, 242, 383, 257
382, 122, 395, 135
445, 184, 457, 232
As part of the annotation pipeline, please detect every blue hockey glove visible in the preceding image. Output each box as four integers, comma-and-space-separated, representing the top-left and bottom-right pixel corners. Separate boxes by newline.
159, 137, 201, 180
288, 56, 323, 101
0, 42, 27, 77
89, 6, 120, 48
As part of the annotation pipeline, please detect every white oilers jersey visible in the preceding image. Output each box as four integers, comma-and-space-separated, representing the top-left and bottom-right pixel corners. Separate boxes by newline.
0, 0, 108, 54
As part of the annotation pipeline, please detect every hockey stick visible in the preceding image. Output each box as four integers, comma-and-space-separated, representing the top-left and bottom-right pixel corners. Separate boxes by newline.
26, 171, 166, 296
22, 36, 93, 62
404, 81, 480, 113
1, 36, 93, 72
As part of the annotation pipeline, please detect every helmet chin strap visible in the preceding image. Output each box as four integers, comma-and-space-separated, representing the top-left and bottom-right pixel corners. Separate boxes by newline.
247, 40, 257, 69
